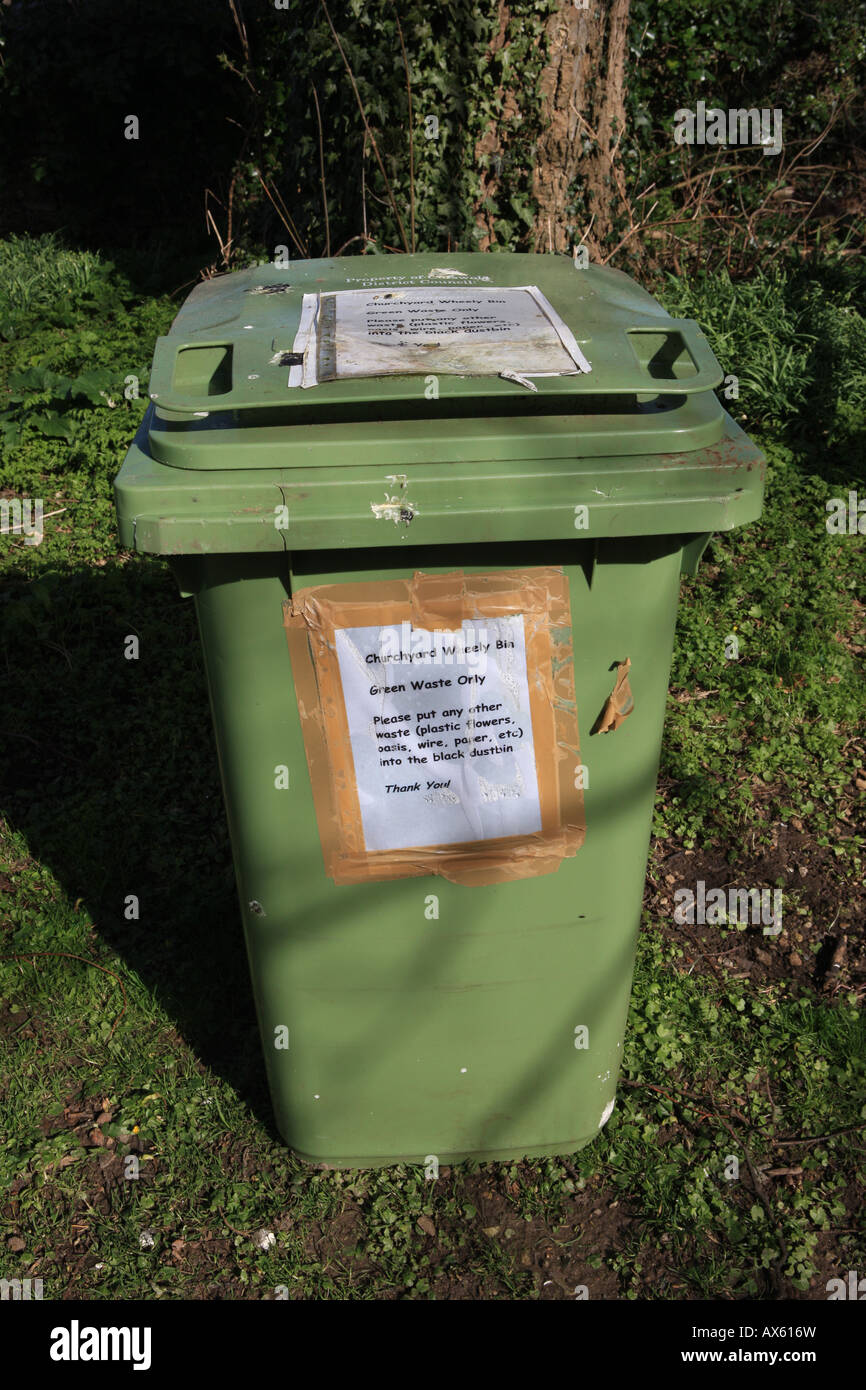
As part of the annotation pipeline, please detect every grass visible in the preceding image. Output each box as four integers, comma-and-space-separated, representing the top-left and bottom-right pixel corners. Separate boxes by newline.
655, 445, 862, 855
659, 261, 866, 460
0, 235, 863, 1299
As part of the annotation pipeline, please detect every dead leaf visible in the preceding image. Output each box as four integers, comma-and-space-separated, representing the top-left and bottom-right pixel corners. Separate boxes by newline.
597, 658, 634, 733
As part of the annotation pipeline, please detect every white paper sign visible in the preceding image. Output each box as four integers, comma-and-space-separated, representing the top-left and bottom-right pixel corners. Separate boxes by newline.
333, 614, 542, 853
290, 284, 591, 386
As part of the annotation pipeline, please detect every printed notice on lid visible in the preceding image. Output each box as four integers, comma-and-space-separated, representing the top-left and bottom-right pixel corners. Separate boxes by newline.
333, 615, 542, 853
287, 285, 591, 387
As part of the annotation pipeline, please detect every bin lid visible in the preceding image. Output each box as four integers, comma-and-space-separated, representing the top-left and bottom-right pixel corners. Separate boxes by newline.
145, 252, 727, 461
115, 252, 766, 552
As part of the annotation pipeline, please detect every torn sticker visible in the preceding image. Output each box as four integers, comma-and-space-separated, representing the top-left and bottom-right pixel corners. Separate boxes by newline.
499, 370, 538, 392
247, 283, 293, 295
283, 567, 585, 886
596, 658, 634, 733
288, 285, 591, 388
286, 292, 318, 387
370, 492, 417, 525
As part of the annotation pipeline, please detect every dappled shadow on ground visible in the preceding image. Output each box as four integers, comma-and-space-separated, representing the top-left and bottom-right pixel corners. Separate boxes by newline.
0, 556, 276, 1132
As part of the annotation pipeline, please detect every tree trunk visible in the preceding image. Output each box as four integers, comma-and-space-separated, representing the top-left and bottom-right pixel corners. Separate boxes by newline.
475, 0, 632, 261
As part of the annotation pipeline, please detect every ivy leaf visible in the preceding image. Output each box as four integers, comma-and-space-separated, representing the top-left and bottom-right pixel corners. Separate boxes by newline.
9, 367, 51, 392
68, 370, 114, 404
30, 413, 75, 440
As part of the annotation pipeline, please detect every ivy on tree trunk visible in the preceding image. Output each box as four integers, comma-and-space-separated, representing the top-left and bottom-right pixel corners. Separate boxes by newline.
474, 0, 632, 259
530, 0, 631, 258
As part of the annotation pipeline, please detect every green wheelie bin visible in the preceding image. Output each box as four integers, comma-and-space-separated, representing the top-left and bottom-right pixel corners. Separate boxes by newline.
114, 251, 765, 1167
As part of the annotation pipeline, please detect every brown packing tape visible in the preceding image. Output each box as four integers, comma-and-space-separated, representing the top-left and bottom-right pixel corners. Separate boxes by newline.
597, 658, 634, 733
283, 567, 585, 886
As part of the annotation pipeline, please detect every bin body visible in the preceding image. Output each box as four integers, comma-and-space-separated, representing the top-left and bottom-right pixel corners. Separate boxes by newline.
115, 252, 765, 1166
